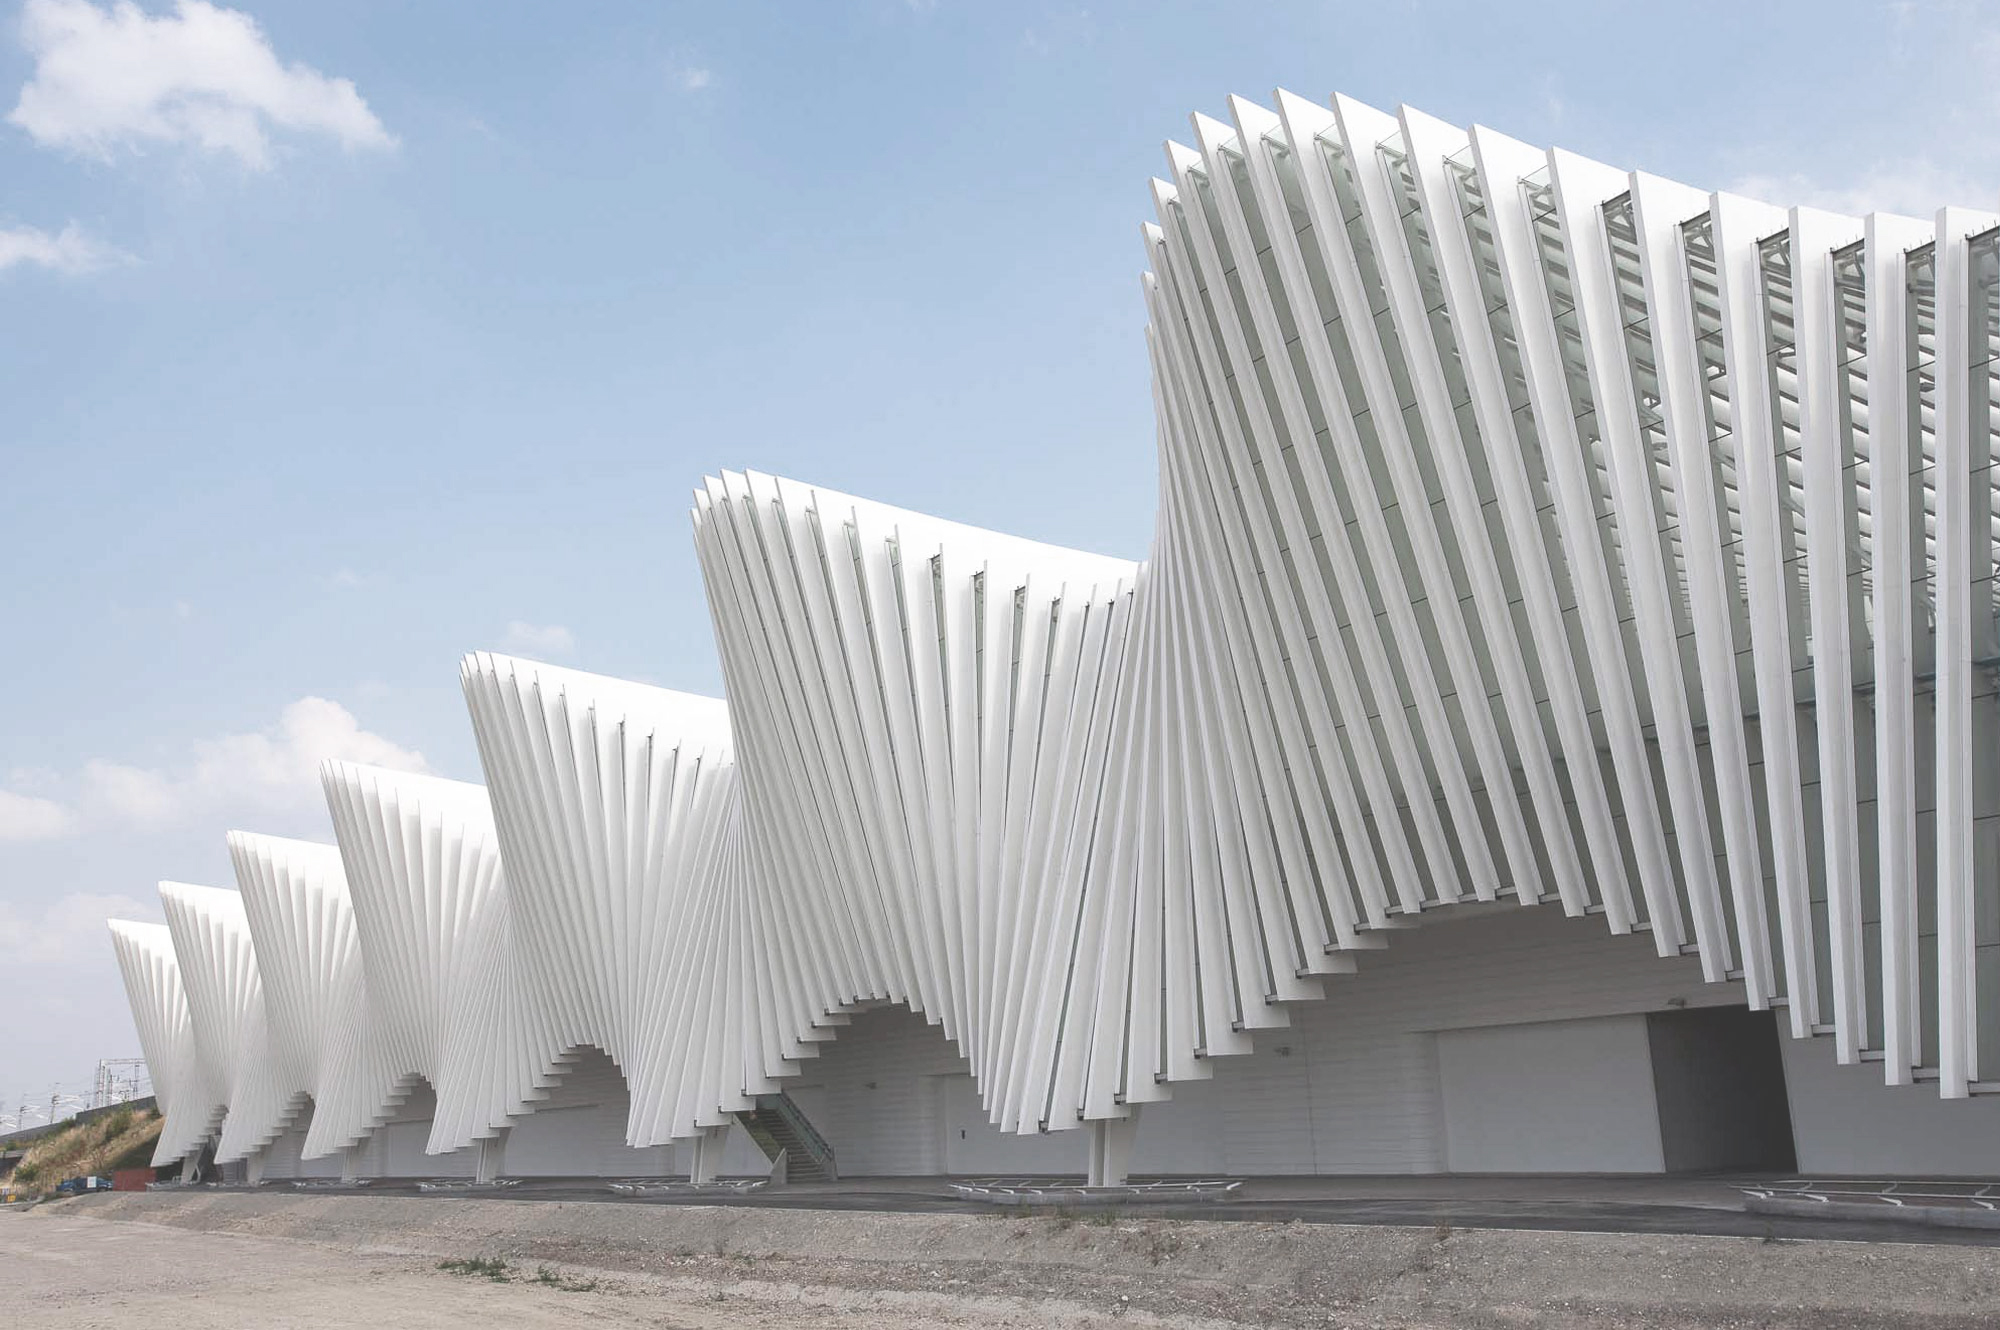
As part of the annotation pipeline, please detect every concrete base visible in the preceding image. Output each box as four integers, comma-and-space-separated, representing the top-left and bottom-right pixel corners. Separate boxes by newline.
1744, 1192, 2000, 1231
952, 1178, 1240, 1206
474, 1131, 509, 1185
687, 1125, 732, 1184
1087, 1112, 1140, 1187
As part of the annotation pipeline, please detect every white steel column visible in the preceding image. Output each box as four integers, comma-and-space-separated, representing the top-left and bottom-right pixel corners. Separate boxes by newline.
1087, 1111, 1140, 1188
1711, 191, 1821, 1038
688, 1124, 732, 1185
1867, 212, 1936, 1085
1933, 207, 2000, 1096
1792, 208, 1868, 1062
1631, 174, 1766, 998
474, 1129, 508, 1185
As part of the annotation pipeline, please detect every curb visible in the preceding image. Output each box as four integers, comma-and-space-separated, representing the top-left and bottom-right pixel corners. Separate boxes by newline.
1744, 1194, 2000, 1231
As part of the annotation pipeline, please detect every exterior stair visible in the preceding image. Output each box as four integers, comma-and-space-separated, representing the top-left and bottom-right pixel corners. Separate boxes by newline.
733, 1092, 837, 1183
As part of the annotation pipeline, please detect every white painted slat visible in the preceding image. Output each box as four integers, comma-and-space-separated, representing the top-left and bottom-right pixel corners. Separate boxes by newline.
1470, 123, 1664, 935
1630, 174, 1767, 1000
1933, 207, 2000, 1095
1393, 102, 1620, 921
1865, 212, 1936, 1085
1791, 208, 1870, 1062
1710, 192, 1823, 1038
1549, 148, 1723, 962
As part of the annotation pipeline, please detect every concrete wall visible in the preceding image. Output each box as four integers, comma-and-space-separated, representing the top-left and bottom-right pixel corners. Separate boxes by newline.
256, 1103, 344, 1180
353, 1082, 476, 1179
1125, 905, 1745, 1176
1781, 1035, 2000, 1175
783, 1005, 1086, 1177
254, 905, 2000, 1181
789, 907, 1745, 1177
258, 1057, 772, 1182
502, 1047, 677, 1178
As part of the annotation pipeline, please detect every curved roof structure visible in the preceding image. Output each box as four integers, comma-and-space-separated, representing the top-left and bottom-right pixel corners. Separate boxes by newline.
107, 919, 211, 1165
109, 90, 2000, 1170
321, 760, 528, 1155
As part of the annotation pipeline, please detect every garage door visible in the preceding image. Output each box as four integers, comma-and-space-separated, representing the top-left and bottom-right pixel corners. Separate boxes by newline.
1436, 1014, 1664, 1173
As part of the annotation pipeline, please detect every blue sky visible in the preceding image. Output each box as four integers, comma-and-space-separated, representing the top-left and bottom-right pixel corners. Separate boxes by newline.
3, 0, 1997, 1119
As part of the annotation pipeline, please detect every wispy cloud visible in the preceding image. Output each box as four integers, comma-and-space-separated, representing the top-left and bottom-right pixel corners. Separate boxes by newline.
667, 57, 713, 93
1722, 17, 2000, 216
0, 789, 77, 842
0, 221, 129, 274
1, 696, 430, 838
1538, 72, 1564, 127
1, 891, 161, 966
10, 0, 396, 170
502, 621, 576, 658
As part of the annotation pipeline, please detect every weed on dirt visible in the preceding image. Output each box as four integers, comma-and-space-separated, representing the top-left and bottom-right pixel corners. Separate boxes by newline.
437, 1256, 512, 1282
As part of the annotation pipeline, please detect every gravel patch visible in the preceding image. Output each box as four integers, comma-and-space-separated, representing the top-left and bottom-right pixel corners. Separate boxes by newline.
25, 1190, 2000, 1327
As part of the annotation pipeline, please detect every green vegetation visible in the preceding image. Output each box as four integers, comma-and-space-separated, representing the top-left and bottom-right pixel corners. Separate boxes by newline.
436, 1256, 597, 1292
438, 1256, 513, 1281
532, 1265, 598, 1292
3, 1107, 161, 1200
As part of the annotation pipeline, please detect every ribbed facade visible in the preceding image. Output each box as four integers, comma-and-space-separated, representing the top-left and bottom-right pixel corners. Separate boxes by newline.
109, 91, 2000, 1175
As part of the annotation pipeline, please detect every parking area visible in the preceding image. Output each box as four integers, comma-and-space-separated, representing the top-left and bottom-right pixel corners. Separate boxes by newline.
172, 1170, 2000, 1245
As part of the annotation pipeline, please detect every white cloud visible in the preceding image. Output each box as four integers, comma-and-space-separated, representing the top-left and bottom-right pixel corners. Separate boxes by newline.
323, 567, 362, 590
101, 695, 429, 826
9, 0, 396, 169
671, 64, 712, 92
0, 789, 76, 841
0, 221, 127, 274
78, 759, 180, 825
15, 696, 429, 836
503, 620, 576, 658
1728, 159, 1994, 219
0, 891, 159, 966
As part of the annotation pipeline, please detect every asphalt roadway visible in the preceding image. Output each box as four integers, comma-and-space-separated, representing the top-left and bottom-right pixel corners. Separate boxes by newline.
209, 1172, 2000, 1247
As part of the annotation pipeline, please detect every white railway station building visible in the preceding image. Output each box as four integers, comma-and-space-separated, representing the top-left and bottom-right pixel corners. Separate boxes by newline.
111, 90, 2000, 1184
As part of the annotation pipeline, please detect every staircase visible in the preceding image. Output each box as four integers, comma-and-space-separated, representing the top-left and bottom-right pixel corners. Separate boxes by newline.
733, 1092, 837, 1183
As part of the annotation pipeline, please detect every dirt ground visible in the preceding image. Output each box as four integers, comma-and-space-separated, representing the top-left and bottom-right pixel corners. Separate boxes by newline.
11, 1189, 2000, 1328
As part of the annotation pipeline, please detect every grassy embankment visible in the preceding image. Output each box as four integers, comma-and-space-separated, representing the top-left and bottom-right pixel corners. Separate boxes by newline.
2, 1106, 162, 1200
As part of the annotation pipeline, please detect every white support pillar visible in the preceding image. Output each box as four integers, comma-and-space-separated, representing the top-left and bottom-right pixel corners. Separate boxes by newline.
339, 1144, 362, 1185
1087, 1111, 1140, 1188
242, 1150, 266, 1187
179, 1153, 199, 1184
1933, 207, 2000, 1097
474, 1129, 508, 1184
687, 1124, 731, 1184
